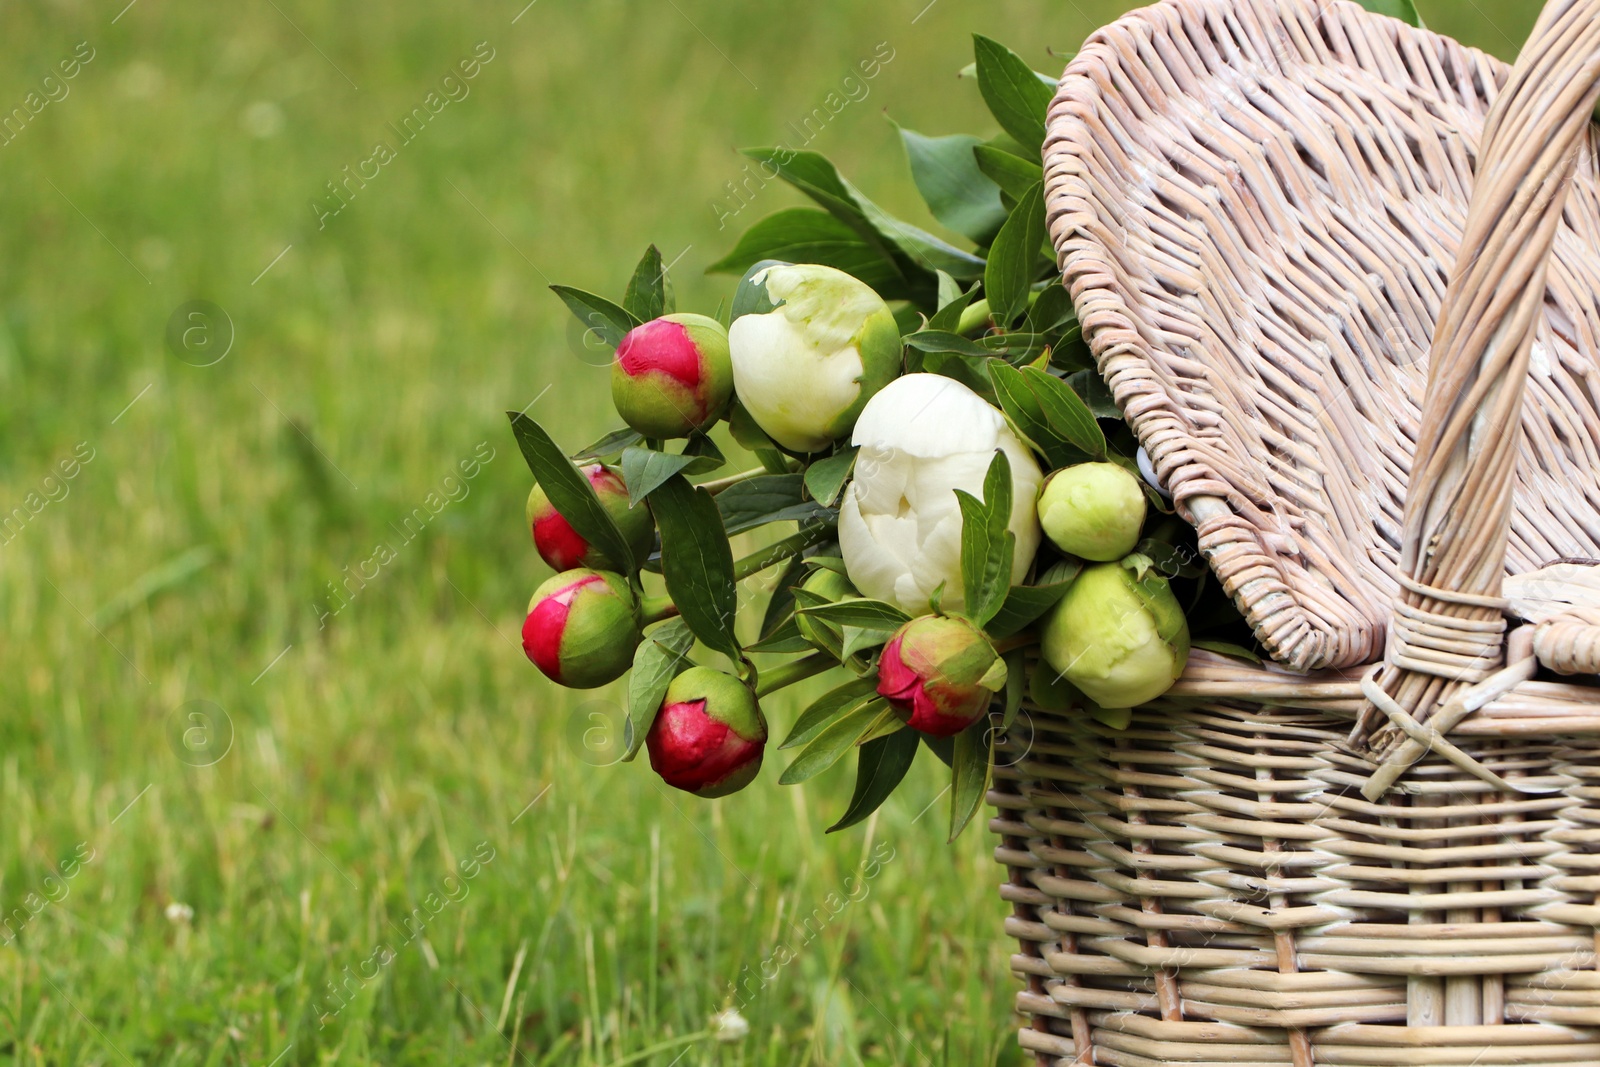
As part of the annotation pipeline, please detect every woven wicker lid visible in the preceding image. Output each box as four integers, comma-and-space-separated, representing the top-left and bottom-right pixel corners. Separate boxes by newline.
1044, 0, 1600, 672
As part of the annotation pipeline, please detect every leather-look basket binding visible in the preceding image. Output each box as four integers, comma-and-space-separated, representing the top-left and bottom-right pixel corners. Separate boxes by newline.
993, 0, 1600, 1063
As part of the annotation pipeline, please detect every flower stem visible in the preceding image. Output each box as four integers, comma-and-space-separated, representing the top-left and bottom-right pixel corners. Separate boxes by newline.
697, 467, 767, 496
639, 595, 680, 626
732, 524, 835, 583
754, 652, 836, 698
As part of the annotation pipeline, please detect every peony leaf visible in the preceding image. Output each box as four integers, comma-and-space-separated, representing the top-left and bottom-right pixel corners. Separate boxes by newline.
985, 561, 1082, 640
854, 704, 905, 747
572, 426, 643, 462
708, 209, 905, 297
955, 450, 1015, 627
781, 677, 879, 750
623, 243, 673, 322
988, 360, 1084, 469
1001, 648, 1025, 732
1022, 366, 1106, 459
649, 476, 741, 661
715, 473, 834, 535
1192, 639, 1263, 665
620, 447, 699, 507
973, 35, 1056, 154
797, 599, 910, 629
756, 555, 807, 643
928, 279, 982, 334
948, 716, 994, 841
779, 698, 890, 784
1065, 368, 1120, 419
507, 412, 635, 573
828, 727, 919, 833
896, 124, 1007, 245
804, 447, 858, 508
549, 285, 640, 351
984, 181, 1048, 327
622, 618, 696, 761
972, 143, 1043, 200
903, 330, 992, 360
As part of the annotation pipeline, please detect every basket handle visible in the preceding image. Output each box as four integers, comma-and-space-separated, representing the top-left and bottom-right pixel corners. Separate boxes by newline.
1358, 0, 1600, 796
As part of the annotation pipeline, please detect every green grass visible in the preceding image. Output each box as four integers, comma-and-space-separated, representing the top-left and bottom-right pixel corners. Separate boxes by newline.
0, 0, 1531, 1063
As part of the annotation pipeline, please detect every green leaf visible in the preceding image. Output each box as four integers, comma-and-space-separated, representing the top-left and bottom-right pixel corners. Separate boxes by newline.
928, 281, 982, 334
758, 555, 807, 640
780, 698, 890, 784
715, 474, 833, 535
623, 244, 672, 322
804, 447, 858, 508
620, 447, 700, 506
572, 427, 644, 462
839, 625, 894, 660
955, 450, 1015, 627
1001, 648, 1026, 732
1021, 366, 1107, 459
797, 599, 911, 630
949, 716, 994, 841
549, 285, 640, 350
781, 677, 879, 750
984, 182, 1048, 327
1353, 0, 1420, 25
1065, 368, 1119, 419
903, 330, 992, 360
727, 399, 779, 451
973, 36, 1056, 154
854, 703, 904, 746
828, 728, 919, 832
973, 144, 1044, 201
1027, 284, 1076, 336
984, 562, 1082, 640
747, 620, 812, 655
922, 733, 954, 768
649, 476, 741, 661
623, 618, 695, 760
707, 209, 903, 296
742, 148, 986, 288
988, 360, 1080, 468
508, 413, 634, 573
896, 125, 1007, 244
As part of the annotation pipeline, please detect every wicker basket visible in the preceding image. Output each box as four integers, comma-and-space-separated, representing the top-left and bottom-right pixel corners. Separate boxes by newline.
997, 0, 1600, 1062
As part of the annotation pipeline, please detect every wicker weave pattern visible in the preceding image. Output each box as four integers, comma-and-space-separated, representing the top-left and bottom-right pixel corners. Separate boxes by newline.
1005, 0, 1600, 1061
1043, 0, 1600, 672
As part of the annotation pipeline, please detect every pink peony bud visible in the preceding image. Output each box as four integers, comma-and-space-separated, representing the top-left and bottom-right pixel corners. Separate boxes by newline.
646, 666, 766, 797
876, 616, 1007, 737
522, 569, 640, 689
526, 464, 654, 572
612, 314, 734, 439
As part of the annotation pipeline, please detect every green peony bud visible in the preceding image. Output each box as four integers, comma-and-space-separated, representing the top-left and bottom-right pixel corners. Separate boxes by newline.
1037, 462, 1147, 562
612, 314, 734, 439
795, 568, 857, 652
521, 569, 641, 689
1040, 560, 1189, 709
877, 615, 1007, 737
646, 666, 767, 797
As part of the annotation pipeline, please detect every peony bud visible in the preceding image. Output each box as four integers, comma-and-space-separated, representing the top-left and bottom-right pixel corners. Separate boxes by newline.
1037, 462, 1147, 562
521, 569, 640, 689
646, 666, 767, 797
1040, 561, 1189, 709
839, 374, 1044, 616
795, 567, 857, 652
728, 263, 900, 453
526, 464, 654, 572
612, 314, 734, 439
876, 615, 1007, 737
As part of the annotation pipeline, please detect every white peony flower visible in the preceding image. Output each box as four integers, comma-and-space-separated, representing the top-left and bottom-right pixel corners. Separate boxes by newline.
728, 264, 901, 453
839, 374, 1043, 615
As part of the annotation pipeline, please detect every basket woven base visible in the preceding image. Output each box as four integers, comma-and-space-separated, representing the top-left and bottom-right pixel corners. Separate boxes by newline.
992, 702, 1600, 1066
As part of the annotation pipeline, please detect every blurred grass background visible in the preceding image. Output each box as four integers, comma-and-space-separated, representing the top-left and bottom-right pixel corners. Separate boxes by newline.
0, 0, 1534, 1063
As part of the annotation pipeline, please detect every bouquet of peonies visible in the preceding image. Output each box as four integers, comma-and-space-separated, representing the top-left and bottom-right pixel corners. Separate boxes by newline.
510, 35, 1259, 839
